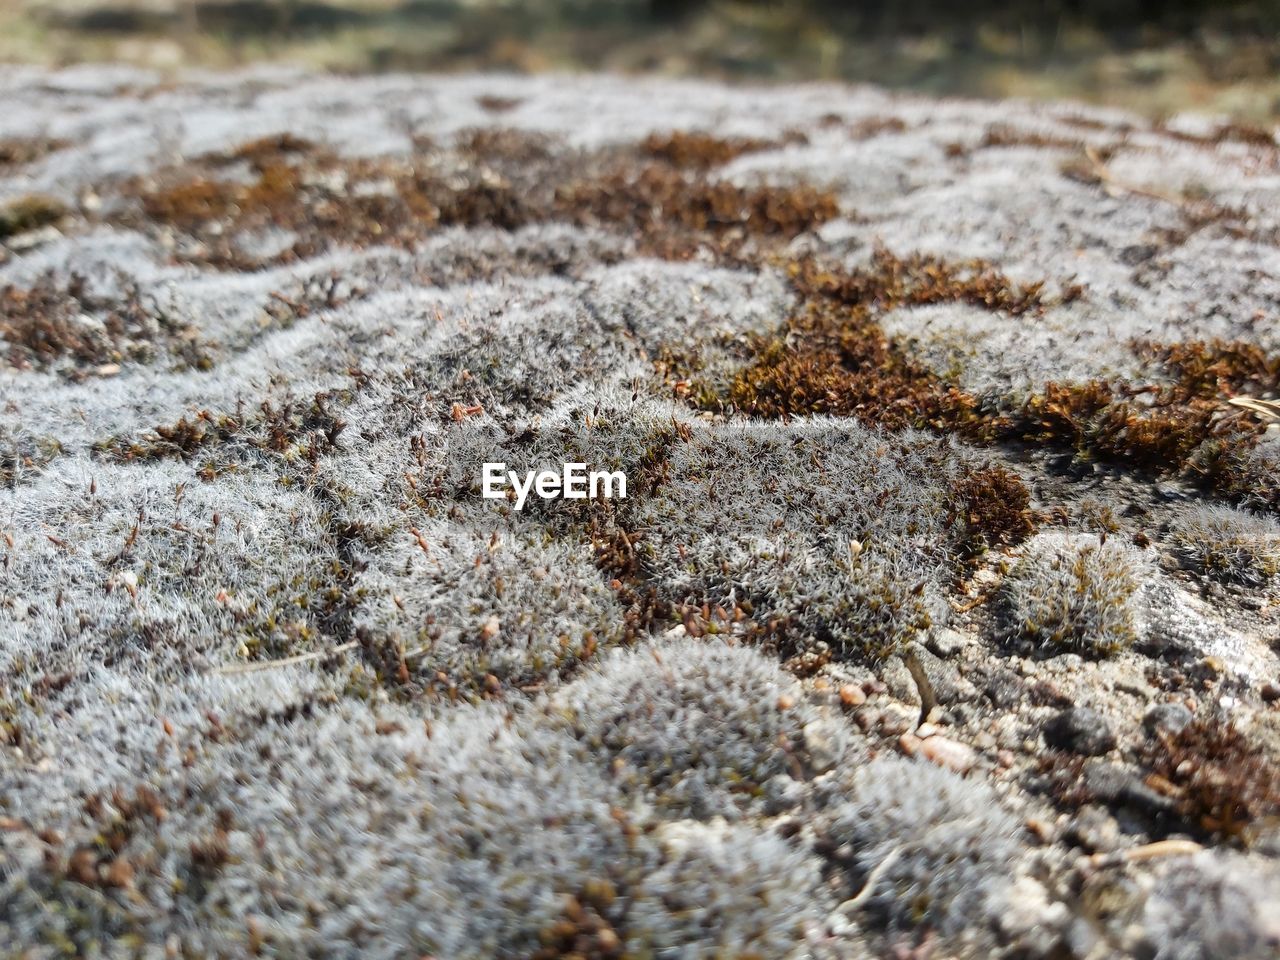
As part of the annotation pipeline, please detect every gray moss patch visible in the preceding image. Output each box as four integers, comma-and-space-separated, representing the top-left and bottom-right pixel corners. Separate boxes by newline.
627, 418, 967, 661
822, 756, 1024, 934
1168, 502, 1280, 587
1005, 532, 1149, 656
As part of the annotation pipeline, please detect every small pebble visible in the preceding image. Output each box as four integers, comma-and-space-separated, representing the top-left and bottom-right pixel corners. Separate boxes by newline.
802, 721, 838, 772
838, 683, 866, 707
1043, 707, 1116, 757
1143, 702, 1193, 736
918, 734, 975, 772
927, 628, 973, 659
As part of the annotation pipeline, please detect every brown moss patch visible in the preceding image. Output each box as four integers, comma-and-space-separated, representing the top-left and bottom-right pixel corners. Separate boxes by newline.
639, 130, 777, 169
697, 249, 1050, 432
951, 463, 1037, 557
94, 389, 350, 477
135, 135, 544, 265
227, 132, 317, 167
557, 163, 838, 257
0, 273, 208, 378
978, 124, 1083, 151
125, 129, 839, 268
997, 339, 1277, 494
455, 127, 559, 167
1139, 715, 1280, 844
790, 248, 1059, 315
533, 882, 625, 960
679, 245, 1279, 513
0, 137, 68, 169
1140, 338, 1280, 399
34, 785, 170, 906
1157, 120, 1277, 150
847, 116, 908, 140
1002, 380, 1219, 471
475, 94, 522, 114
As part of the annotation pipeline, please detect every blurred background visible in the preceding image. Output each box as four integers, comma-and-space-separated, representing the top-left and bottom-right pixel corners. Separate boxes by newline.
5, 0, 1280, 120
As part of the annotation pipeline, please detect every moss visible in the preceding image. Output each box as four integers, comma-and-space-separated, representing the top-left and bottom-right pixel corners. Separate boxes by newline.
475, 95, 522, 114
0, 273, 208, 378
1006, 380, 1210, 468
1196, 434, 1280, 513
998, 339, 1280, 503
42, 785, 168, 898
639, 130, 776, 169
823, 756, 1023, 934
977, 124, 1083, 150
438, 180, 538, 231
824, 556, 935, 661
948, 126, 1093, 158
1075, 498, 1122, 535
1141, 850, 1280, 960
456, 127, 558, 165
951, 463, 1037, 557
558, 637, 829, 819
557, 163, 839, 253
0, 194, 68, 239
846, 116, 908, 139
790, 247, 1054, 315
226, 132, 316, 168
0, 136, 68, 169
1139, 715, 1280, 843
131, 131, 838, 268
705, 251, 1021, 432
1157, 119, 1278, 149
672, 253, 1275, 517
1005, 532, 1146, 656
532, 883, 624, 960
1142, 338, 1280, 399
1168, 503, 1280, 586
95, 389, 350, 471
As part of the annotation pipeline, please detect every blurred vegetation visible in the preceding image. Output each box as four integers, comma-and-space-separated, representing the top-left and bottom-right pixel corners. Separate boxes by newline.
6, 0, 1280, 119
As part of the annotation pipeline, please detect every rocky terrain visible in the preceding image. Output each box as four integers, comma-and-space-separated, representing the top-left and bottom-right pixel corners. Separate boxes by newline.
1, 65, 1279, 958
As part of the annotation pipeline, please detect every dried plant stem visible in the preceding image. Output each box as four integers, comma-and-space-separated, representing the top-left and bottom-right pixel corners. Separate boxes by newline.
214, 640, 358, 675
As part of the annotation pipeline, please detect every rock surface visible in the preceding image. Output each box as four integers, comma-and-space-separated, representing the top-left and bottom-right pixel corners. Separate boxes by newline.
1, 66, 1279, 958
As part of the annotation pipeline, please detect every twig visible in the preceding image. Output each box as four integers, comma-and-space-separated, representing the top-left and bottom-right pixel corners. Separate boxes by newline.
1083, 146, 1187, 207
836, 847, 902, 914
1089, 838, 1202, 869
213, 641, 358, 675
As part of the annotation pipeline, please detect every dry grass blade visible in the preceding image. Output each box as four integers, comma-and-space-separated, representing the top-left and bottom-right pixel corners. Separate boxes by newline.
1228, 396, 1280, 422
213, 640, 358, 675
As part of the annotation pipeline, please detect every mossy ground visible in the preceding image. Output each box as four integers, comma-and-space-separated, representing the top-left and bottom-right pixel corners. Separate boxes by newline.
1, 67, 1280, 959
